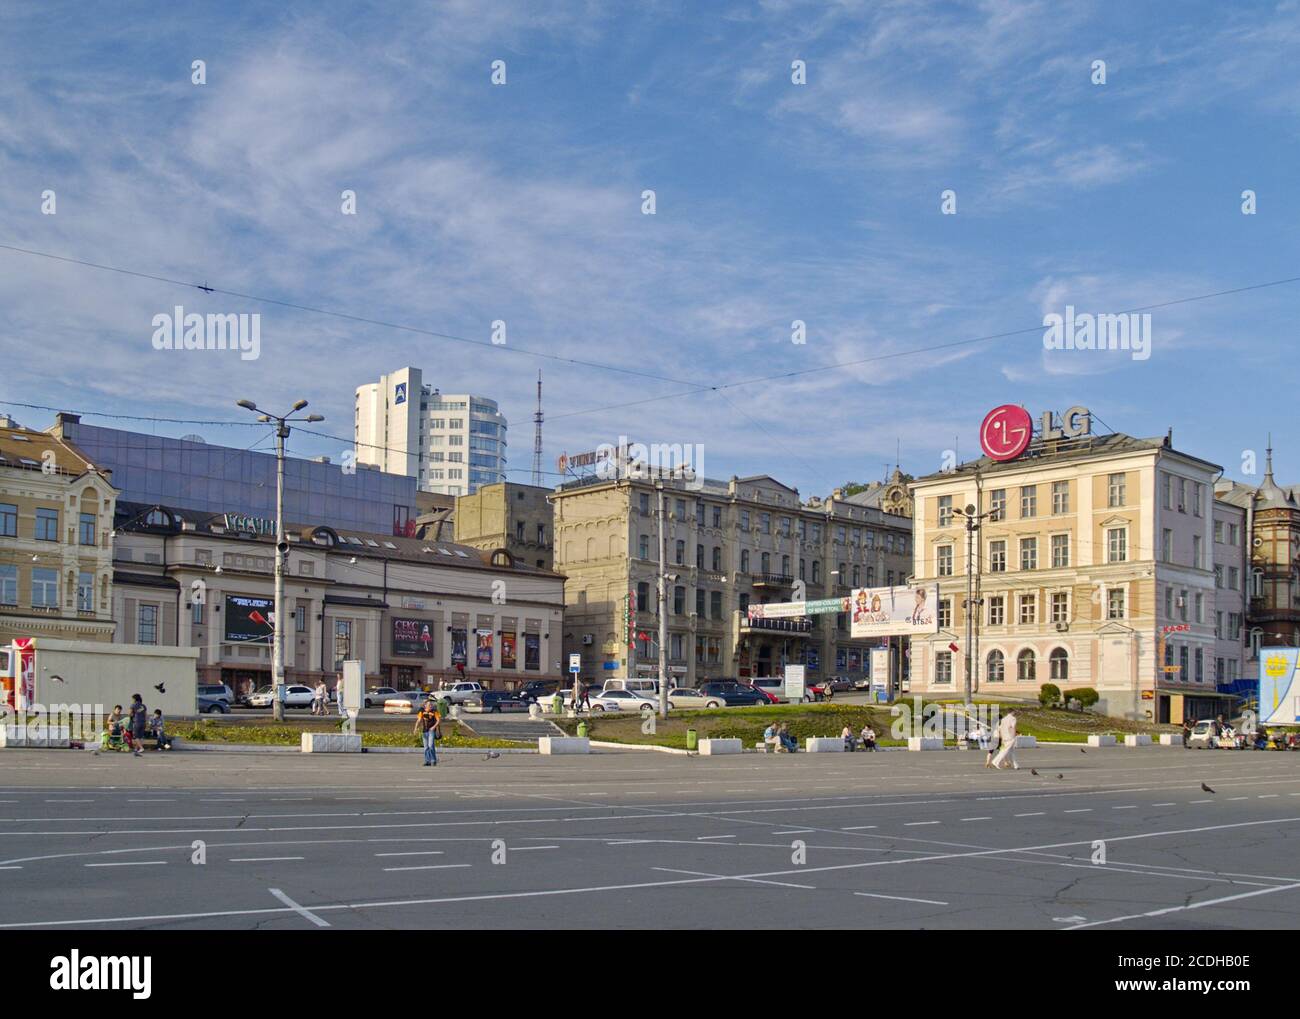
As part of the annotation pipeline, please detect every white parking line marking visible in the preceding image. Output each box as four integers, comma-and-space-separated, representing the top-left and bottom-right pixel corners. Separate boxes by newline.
697, 835, 737, 840
1259, 795, 1279, 799
854, 892, 948, 906
1112, 806, 1137, 810
772, 829, 814, 834
85, 861, 166, 868
905, 821, 940, 826
229, 857, 305, 863
842, 825, 878, 830
269, 887, 330, 928
45, 800, 94, 803
383, 864, 473, 872
511, 846, 559, 851
1152, 803, 1175, 807
1067, 880, 1300, 930
1189, 799, 1213, 804
960, 817, 992, 822
1064, 809, 1092, 814
374, 851, 445, 858
1015, 812, 1044, 817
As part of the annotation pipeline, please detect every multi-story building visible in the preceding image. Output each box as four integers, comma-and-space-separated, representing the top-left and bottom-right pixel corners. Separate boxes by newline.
354, 366, 507, 496
551, 471, 912, 689
910, 423, 1242, 723
111, 502, 565, 697
0, 421, 117, 645
454, 482, 554, 570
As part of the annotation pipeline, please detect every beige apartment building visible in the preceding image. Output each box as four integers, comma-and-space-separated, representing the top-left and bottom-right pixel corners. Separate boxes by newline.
454, 482, 554, 570
910, 427, 1242, 722
550, 470, 912, 689
0, 420, 117, 645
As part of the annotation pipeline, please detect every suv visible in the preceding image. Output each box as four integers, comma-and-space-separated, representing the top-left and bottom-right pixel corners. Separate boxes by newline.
197, 684, 234, 706
438, 681, 485, 704
517, 679, 560, 703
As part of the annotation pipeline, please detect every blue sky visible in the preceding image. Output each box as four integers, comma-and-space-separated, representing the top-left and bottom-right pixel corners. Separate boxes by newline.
1, 0, 1298, 496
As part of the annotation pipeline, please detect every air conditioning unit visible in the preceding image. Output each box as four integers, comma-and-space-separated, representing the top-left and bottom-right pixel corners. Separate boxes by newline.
581, 634, 594, 646
1055, 622, 1069, 632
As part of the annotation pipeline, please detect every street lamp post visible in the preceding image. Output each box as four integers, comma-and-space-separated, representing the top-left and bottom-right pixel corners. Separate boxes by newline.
953, 502, 992, 704
236, 399, 324, 722
656, 481, 670, 720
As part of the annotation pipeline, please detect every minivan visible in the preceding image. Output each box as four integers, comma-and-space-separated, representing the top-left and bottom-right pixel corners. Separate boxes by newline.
601, 678, 666, 696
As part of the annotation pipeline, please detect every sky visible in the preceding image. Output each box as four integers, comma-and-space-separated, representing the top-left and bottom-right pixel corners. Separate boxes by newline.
1, 0, 1298, 498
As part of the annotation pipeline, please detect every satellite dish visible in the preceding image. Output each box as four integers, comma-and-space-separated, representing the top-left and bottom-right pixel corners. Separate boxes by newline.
180, 434, 207, 444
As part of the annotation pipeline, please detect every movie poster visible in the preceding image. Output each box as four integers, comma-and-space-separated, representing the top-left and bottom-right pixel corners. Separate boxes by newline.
476, 630, 494, 668
451, 628, 467, 667
524, 633, 540, 671
501, 631, 517, 669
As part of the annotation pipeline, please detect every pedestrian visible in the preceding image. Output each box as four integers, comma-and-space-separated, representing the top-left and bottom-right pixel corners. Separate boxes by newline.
149, 709, 171, 750
414, 698, 441, 767
1181, 718, 1192, 749
335, 679, 347, 718
577, 684, 591, 712
984, 724, 1000, 768
991, 708, 1020, 770
128, 693, 148, 757
860, 724, 877, 751
313, 680, 328, 716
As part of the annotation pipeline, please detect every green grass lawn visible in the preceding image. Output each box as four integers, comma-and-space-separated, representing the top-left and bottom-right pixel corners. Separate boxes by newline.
174, 716, 522, 750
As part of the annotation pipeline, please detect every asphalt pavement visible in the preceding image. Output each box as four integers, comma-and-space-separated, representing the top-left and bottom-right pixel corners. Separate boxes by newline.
0, 744, 1296, 930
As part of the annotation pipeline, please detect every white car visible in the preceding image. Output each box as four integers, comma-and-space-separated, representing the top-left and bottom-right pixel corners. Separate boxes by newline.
364, 686, 399, 708
382, 692, 429, 714
437, 682, 485, 704
666, 687, 725, 710
589, 689, 657, 713
247, 685, 316, 709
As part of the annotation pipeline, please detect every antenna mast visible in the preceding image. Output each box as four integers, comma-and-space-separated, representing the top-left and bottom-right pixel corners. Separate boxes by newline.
531, 370, 544, 486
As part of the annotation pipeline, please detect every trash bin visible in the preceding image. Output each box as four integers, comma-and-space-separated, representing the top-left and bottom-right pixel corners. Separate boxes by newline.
577, 721, 589, 738
686, 728, 698, 751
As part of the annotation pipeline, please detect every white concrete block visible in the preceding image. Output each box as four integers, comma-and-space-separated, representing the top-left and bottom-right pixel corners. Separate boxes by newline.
908, 737, 944, 751
0, 726, 26, 748
538, 736, 590, 755
804, 737, 845, 753
1159, 733, 1180, 746
300, 732, 362, 753
1124, 734, 1152, 747
1015, 735, 1037, 748
1087, 734, 1116, 747
698, 738, 741, 755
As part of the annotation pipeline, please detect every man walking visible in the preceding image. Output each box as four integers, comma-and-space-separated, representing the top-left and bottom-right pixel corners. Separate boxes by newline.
313, 680, 327, 716
128, 693, 148, 757
991, 708, 1020, 770
1181, 718, 1193, 749
414, 698, 441, 767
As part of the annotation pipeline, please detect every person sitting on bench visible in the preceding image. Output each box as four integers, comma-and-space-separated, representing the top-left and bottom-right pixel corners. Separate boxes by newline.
860, 724, 877, 751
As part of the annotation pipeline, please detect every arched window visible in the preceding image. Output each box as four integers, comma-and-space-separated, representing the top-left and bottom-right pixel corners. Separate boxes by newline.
1049, 647, 1069, 682
1017, 648, 1036, 682
986, 649, 1005, 683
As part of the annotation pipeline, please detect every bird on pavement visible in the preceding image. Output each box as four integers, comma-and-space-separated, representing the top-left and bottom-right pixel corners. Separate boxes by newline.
1030, 768, 1039, 776
154, 682, 165, 694
1057, 774, 1064, 780
1080, 748, 1086, 753
1201, 782, 1216, 794
483, 751, 501, 761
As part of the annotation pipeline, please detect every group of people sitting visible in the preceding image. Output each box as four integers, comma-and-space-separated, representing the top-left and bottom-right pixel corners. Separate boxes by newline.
761, 721, 878, 753
99, 696, 171, 754
841, 724, 878, 752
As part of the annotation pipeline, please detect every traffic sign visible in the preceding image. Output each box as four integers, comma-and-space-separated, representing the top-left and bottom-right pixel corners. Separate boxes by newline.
568, 653, 581, 674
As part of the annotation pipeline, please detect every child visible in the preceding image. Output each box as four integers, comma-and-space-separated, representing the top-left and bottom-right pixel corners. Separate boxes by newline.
150, 709, 171, 750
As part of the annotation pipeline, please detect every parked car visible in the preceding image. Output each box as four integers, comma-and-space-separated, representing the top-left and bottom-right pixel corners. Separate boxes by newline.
667, 686, 726, 710
750, 677, 788, 702
742, 683, 780, 704
853, 677, 873, 690
517, 679, 560, 703
197, 683, 234, 705
437, 681, 485, 704
826, 677, 854, 693
1187, 720, 1218, 748
364, 686, 399, 709
382, 691, 430, 714
467, 690, 527, 713
698, 681, 768, 707
197, 693, 230, 714
601, 678, 662, 697
589, 689, 657, 712
247, 684, 316, 708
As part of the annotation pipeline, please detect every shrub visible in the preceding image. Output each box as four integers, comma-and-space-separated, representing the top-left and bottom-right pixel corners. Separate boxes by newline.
1038, 683, 1061, 708
1063, 687, 1099, 709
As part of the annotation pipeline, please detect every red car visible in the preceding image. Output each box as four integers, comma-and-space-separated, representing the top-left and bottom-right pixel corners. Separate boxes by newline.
742, 682, 780, 704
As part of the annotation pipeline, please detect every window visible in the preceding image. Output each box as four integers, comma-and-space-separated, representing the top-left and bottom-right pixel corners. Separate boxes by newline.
1049, 648, 1069, 682
696, 589, 706, 616
938, 599, 952, 629
986, 649, 1005, 683
937, 545, 954, 576
1214, 564, 1224, 588
987, 595, 1005, 626
938, 496, 953, 527
35, 508, 58, 541
138, 604, 158, 645
1229, 523, 1240, 545
1215, 610, 1223, 639
1107, 588, 1126, 620
0, 565, 16, 605
1020, 485, 1037, 518
1192, 534, 1203, 570
639, 493, 650, 514
1177, 477, 1187, 513
1214, 520, 1224, 543
0, 503, 15, 537
77, 571, 93, 612
1179, 588, 1188, 622
696, 544, 704, 569
783, 555, 791, 576
31, 567, 58, 608
696, 502, 705, 526
1051, 592, 1069, 624
935, 651, 953, 684
711, 591, 722, 620
740, 510, 751, 530
1019, 594, 1036, 624
295, 606, 306, 632
1228, 566, 1240, 590
712, 506, 722, 528
1107, 528, 1127, 563
989, 540, 1006, 573
1193, 482, 1203, 517
989, 489, 1006, 522
1179, 644, 1189, 677
1051, 481, 1069, 515
537, 524, 546, 545
1195, 647, 1204, 683
712, 547, 722, 571
1108, 473, 1126, 508
1164, 587, 1174, 618
79, 512, 96, 546
1017, 649, 1037, 682
674, 540, 685, 566
333, 620, 352, 669
639, 534, 650, 559
1050, 534, 1069, 568
636, 582, 649, 612
761, 552, 771, 574
673, 586, 685, 615
760, 513, 771, 534
812, 561, 821, 584
1162, 473, 1172, 510
740, 550, 750, 573
1195, 591, 1204, 623
1019, 537, 1037, 571
1161, 529, 1173, 563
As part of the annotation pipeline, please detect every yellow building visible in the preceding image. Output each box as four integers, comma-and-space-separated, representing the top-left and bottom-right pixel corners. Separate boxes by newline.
910, 422, 1240, 722
0, 420, 117, 644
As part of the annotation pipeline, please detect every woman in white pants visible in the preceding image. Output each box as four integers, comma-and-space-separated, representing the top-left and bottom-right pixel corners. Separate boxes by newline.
992, 710, 1020, 770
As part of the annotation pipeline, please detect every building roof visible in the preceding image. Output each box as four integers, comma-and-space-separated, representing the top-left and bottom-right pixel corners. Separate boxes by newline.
0, 424, 101, 478
113, 501, 563, 579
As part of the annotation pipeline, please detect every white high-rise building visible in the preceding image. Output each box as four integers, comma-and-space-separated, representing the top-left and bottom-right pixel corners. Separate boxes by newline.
354, 367, 507, 496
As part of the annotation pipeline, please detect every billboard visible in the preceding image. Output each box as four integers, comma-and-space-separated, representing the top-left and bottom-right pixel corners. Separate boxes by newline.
391, 617, 435, 658
849, 584, 939, 639
475, 629, 494, 668
524, 633, 540, 671
224, 595, 275, 644
1259, 649, 1300, 725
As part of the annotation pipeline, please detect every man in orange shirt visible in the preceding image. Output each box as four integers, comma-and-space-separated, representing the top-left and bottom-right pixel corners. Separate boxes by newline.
414, 699, 441, 767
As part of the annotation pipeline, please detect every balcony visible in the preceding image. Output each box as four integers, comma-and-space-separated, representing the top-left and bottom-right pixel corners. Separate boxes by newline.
752, 573, 794, 589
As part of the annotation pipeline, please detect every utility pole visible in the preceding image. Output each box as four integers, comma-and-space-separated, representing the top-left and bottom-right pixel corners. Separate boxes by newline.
954, 498, 991, 704
236, 399, 323, 722
657, 481, 669, 719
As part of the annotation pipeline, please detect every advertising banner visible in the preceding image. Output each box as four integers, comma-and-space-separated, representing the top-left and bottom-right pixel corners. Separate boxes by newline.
476, 630, 494, 668
747, 597, 847, 620
450, 628, 468, 667
224, 595, 275, 644
1259, 648, 1300, 725
849, 584, 939, 638
501, 631, 517, 669
391, 617, 435, 657
524, 633, 540, 671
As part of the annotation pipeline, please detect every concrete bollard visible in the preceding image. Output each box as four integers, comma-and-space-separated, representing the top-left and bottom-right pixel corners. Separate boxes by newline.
1087, 734, 1117, 747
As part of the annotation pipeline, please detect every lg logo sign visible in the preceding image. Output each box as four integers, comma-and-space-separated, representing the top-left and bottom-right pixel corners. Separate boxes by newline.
980, 405, 1091, 462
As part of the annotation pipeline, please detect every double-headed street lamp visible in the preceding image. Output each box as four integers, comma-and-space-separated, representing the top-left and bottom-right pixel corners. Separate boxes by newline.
953, 501, 993, 703
236, 399, 323, 722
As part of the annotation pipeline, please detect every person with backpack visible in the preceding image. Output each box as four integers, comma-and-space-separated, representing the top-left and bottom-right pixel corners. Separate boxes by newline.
414, 699, 441, 767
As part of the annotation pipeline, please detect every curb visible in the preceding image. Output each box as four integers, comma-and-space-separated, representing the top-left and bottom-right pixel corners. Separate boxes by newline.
589, 740, 693, 756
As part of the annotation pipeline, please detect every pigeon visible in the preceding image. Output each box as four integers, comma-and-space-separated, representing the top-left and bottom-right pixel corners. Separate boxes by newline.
1030, 768, 1039, 776
483, 751, 501, 761
1201, 782, 1215, 794
1057, 774, 1064, 780
49, 674, 66, 684
154, 682, 165, 694
1079, 748, 1086, 754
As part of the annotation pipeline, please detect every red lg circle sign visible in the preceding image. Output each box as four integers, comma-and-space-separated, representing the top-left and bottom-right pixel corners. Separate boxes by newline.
980, 405, 1032, 461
